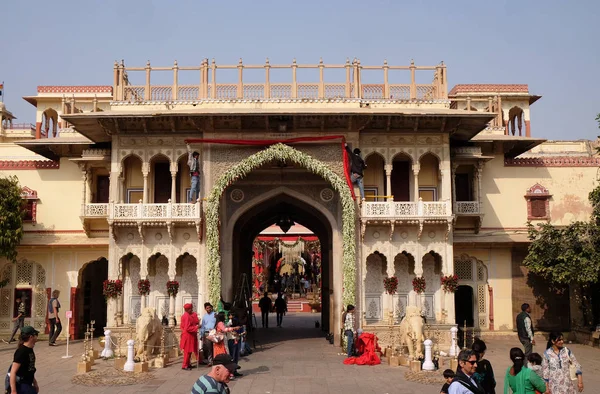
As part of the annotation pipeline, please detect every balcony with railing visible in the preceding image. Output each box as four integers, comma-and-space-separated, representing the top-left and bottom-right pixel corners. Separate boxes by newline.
454, 201, 481, 215
112, 58, 449, 103
80, 201, 202, 222
361, 199, 452, 219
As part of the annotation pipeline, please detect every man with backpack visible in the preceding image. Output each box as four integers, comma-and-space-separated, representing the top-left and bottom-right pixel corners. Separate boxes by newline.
48, 290, 61, 346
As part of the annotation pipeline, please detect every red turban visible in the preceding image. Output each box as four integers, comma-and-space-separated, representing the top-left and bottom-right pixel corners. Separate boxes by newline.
184, 303, 193, 310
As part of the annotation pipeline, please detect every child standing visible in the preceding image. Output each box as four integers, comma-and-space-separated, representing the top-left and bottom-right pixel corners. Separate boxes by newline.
527, 352, 544, 394
440, 369, 455, 394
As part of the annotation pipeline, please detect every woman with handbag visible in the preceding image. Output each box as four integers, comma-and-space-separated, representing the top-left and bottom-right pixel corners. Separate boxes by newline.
542, 332, 583, 393
212, 312, 241, 358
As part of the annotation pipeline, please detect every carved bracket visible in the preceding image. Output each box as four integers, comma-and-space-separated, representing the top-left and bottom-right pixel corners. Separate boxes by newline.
137, 222, 145, 243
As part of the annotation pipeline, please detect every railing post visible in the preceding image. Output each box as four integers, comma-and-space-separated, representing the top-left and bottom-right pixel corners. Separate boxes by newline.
488, 97, 493, 114
211, 59, 217, 99
237, 58, 243, 99
113, 61, 119, 101
198, 59, 204, 99
345, 58, 351, 98
144, 61, 151, 100
466, 96, 471, 111
409, 59, 416, 100
352, 58, 359, 98
291, 58, 298, 99
138, 199, 143, 220
264, 58, 271, 99
167, 199, 172, 219
357, 59, 362, 99
418, 197, 424, 216
118, 60, 125, 101
318, 58, 325, 99
92, 95, 98, 112
441, 61, 448, 99
434, 65, 442, 99
383, 60, 389, 99
172, 60, 179, 100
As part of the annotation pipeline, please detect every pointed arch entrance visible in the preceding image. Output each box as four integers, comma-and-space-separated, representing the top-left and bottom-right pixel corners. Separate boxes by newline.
204, 143, 356, 327
226, 189, 335, 332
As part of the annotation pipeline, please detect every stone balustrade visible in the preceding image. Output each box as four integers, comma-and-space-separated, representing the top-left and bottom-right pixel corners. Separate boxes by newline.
362, 200, 452, 219
81, 201, 202, 221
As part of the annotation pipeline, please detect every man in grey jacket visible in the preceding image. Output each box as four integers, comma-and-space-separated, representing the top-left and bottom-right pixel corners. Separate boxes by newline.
187, 145, 201, 202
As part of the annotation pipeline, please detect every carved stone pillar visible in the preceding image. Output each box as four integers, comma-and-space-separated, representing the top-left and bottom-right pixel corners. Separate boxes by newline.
142, 164, 149, 204
440, 162, 451, 202
119, 175, 125, 203
451, 163, 458, 205
384, 164, 393, 201
168, 295, 176, 327
86, 171, 92, 204
476, 162, 484, 212
170, 171, 177, 203
412, 164, 420, 202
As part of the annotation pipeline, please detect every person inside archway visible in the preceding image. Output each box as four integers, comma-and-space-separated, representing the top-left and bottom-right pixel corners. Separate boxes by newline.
343, 305, 356, 358
274, 293, 287, 327
258, 293, 272, 328
344, 143, 367, 200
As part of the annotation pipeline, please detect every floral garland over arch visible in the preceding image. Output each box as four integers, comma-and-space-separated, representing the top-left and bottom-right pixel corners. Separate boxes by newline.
205, 143, 356, 307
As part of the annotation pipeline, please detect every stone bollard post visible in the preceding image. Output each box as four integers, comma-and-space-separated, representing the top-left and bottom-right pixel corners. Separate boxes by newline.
449, 327, 459, 357
101, 330, 114, 358
124, 339, 135, 372
422, 339, 435, 370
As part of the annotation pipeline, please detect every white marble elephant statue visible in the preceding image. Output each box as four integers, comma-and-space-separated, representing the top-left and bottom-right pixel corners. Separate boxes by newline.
398, 306, 425, 359
135, 307, 163, 361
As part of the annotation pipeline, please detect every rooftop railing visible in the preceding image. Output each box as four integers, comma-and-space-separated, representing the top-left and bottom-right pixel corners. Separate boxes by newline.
112, 58, 448, 102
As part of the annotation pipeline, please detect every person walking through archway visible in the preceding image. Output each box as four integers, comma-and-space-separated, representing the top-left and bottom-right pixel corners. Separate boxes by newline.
180, 303, 200, 370
259, 293, 272, 328
275, 293, 287, 327
5, 296, 25, 344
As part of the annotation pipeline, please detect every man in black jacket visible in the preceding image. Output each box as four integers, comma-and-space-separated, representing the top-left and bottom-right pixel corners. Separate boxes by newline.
515, 303, 535, 357
344, 143, 367, 200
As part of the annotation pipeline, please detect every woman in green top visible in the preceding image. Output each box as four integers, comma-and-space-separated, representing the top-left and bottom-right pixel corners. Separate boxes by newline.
504, 347, 547, 394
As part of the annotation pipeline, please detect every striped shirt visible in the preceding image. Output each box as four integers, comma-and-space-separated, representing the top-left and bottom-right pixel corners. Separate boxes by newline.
191, 374, 227, 394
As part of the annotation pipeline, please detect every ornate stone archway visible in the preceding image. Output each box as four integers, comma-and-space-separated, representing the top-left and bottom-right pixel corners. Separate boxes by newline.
205, 143, 356, 307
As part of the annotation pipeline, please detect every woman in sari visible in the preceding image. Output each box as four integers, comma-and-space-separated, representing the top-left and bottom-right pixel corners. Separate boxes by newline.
213, 312, 240, 357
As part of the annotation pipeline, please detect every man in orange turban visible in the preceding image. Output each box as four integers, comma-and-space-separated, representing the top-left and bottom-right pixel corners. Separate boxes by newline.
180, 303, 200, 370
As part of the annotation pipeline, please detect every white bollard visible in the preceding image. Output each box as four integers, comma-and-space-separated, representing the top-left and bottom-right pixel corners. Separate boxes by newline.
449, 327, 459, 357
101, 330, 114, 358
422, 339, 435, 370
124, 339, 135, 372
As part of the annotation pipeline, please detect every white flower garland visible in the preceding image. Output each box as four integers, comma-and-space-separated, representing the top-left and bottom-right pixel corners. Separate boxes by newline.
205, 143, 357, 307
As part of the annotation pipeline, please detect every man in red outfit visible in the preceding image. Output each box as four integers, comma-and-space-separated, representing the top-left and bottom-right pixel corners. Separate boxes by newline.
180, 303, 200, 370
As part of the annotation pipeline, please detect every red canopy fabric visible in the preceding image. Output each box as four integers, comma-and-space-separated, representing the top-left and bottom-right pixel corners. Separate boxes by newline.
343, 332, 381, 366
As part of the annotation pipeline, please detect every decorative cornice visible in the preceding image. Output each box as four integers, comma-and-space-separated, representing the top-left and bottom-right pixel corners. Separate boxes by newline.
37, 85, 113, 94
449, 84, 529, 96
110, 98, 452, 106
0, 160, 60, 170
505, 157, 600, 167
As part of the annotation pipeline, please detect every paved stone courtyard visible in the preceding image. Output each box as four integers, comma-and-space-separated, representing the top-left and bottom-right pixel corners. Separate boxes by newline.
2, 313, 599, 393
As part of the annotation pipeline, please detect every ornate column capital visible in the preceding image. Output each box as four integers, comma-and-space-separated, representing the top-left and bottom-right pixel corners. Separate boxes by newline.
384, 164, 393, 174
412, 164, 420, 175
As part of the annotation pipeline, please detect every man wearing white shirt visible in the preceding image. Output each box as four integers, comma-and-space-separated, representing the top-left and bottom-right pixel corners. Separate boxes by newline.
448, 349, 484, 394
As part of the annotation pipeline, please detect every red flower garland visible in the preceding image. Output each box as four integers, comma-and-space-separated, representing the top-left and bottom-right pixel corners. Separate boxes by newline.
412, 277, 426, 294
383, 276, 399, 295
167, 280, 179, 297
441, 274, 459, 293
138, 279, 151, 296
103, 279, 123, 299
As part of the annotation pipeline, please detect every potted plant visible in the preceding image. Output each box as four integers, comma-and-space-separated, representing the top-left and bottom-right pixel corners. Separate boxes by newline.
383, 276, 399, 295
166, 280, 179, 297
138, 279, 151, 296
103, 279, 123, 299
441, 274, 459, 293
412, 277, 426, 294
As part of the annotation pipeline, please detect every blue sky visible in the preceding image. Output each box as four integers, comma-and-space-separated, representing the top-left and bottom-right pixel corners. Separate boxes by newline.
1, 0, 598, 140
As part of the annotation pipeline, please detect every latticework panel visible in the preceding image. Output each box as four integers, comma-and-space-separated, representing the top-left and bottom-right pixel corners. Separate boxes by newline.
36, 265, 45, 286
454, 258, 473, 281
477, 264, 486, 281
34, 287, 46, 318
16, 261, 33, 286
0, 289, 11, 317
477, 284, 486, 313
1, 264, 12, 285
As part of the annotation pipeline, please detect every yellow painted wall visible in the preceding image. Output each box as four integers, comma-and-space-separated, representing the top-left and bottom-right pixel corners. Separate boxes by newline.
0, 144, 84, 231
419, 154, 439, 187
481, 155, 596, 228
